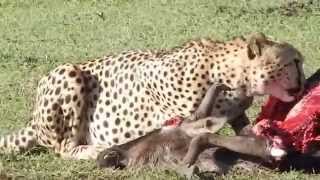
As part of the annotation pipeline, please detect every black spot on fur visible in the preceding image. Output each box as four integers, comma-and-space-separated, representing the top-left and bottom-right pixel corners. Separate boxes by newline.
124, 132, 131, 138
43, 99, 48, 107
55, 87, 61, 95
115, 118, 120, 125
113, 138, 119, 143
59, 69, 66, 74
15, 139, 20, 146
65, 95, 71, 104
100, 135, 105, 141
69, 71, 76, 77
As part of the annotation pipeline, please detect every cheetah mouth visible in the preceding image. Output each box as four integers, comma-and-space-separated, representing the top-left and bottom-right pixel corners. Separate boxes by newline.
279, 92, 295, 102
287, 87, 302, 97
273, 83, 302, 102
280, 86, 303, 102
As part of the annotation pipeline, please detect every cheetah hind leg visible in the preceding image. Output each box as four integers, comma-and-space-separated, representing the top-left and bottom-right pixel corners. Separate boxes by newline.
47, 64, 106, 160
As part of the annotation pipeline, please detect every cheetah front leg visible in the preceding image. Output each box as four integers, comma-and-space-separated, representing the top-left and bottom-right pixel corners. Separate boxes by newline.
188, 84, 231, 121
59, 144, 107, 160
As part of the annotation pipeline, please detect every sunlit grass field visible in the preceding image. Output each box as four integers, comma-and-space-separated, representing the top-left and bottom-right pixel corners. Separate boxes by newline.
0, 0, 320, 179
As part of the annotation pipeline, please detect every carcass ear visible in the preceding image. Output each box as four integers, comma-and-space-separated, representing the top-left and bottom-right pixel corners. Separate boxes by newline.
247, 32, 268, 60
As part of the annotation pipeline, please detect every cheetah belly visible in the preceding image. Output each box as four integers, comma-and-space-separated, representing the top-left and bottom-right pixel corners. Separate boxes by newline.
85, 80, 171, 147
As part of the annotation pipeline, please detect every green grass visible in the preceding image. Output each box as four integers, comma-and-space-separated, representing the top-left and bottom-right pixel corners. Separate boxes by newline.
0, 0, 320, 179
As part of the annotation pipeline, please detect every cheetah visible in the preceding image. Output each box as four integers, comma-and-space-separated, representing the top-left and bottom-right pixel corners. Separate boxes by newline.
0, 32, 305, 160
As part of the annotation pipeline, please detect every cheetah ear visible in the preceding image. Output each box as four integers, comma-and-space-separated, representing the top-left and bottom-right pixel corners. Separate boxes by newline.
247, 32, 269, 60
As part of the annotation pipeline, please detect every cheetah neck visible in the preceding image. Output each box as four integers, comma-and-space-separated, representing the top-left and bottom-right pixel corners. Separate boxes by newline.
197, 39, 254, 96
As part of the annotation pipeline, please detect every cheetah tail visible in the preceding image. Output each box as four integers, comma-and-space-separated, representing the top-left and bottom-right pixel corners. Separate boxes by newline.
0, 126, 38, 153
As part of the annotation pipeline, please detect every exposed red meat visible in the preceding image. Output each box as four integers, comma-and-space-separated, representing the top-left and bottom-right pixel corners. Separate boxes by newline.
163, 116, 183, 127
254, 84, 320, 153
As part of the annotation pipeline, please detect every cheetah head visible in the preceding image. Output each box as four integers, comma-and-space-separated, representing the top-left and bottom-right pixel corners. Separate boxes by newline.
246, 32, 305, 102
